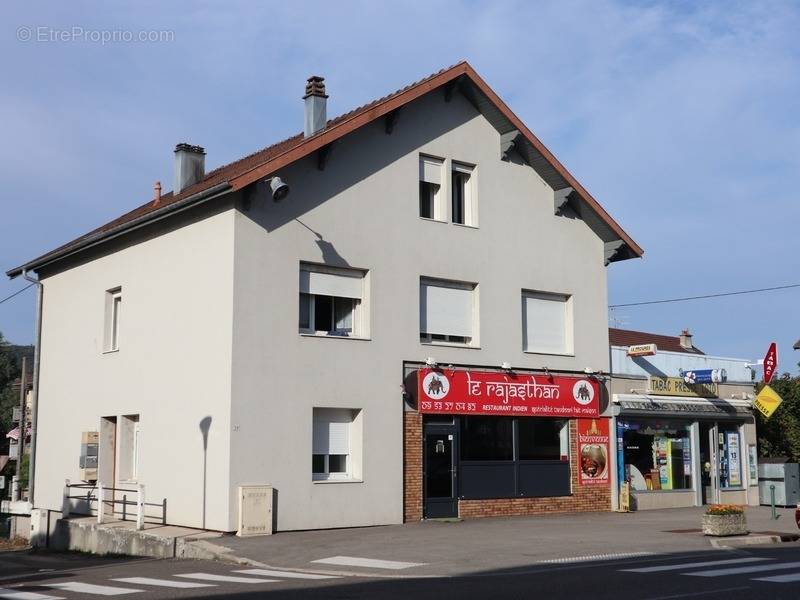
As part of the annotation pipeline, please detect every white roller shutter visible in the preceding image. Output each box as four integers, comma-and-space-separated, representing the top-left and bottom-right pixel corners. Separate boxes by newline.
420, 281, 473, 337
300, 269, 362, 299
524, 293, 569, 353
313, 409, 352, 455
419, 156, 442, 185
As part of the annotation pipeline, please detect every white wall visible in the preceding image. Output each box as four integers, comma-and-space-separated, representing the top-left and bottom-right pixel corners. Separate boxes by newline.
34, 207, 236, 531
610, 346, 754, 383
229, 90, 612, 531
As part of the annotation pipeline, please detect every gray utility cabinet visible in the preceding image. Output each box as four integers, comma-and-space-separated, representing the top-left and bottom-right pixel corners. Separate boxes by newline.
758, 460, 800, 507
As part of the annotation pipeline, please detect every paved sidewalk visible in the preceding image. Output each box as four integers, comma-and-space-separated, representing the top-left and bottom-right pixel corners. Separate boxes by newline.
211, 506, 800, 576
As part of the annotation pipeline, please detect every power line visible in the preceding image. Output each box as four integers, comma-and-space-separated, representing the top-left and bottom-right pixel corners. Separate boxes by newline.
0, 283, 35, 305
610, 283, 800, 308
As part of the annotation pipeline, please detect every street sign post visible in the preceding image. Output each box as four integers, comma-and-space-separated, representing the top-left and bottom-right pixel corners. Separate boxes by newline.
763, 342, 777, 384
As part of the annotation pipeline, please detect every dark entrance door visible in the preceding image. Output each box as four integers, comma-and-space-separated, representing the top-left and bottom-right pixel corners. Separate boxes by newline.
423, 427, 457, 518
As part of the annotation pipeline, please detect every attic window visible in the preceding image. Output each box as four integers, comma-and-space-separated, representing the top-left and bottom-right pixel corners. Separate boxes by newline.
451, 162, 476, 226
419, 156, 444, 220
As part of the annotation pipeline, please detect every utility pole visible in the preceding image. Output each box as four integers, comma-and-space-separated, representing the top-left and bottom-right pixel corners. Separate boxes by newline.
14, 356, 27, 499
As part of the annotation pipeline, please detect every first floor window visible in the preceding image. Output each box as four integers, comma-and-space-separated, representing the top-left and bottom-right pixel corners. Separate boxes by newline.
312, 408, 362, 481
299, 264, 366, 337
621, 420, 692, 491
420, 278, 477, 345
522, 291, 573, 355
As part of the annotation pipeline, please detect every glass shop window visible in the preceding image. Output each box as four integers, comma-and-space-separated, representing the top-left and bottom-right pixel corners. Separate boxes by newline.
718, 428, 743, 488
518, 418, 569, 461
460, 416, 513, 461
621, 420, 693, 491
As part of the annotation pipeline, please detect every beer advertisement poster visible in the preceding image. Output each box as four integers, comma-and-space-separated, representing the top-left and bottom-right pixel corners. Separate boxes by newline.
578, 418, 610, 486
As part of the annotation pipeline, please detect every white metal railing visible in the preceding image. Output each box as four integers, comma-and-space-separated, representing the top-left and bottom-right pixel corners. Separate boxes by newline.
61, 480, 166, 530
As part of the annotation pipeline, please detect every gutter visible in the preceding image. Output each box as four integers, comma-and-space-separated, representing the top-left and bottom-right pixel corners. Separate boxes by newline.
22, 269, 41, 504
7, 182, 232, 279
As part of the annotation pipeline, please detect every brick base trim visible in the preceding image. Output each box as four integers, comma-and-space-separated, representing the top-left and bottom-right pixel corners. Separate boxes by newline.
403, 416, 611, 521
403, 411, 423, 522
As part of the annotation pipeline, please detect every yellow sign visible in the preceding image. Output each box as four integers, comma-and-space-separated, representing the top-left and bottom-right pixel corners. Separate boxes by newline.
754, 385, 783, 418
648, 376, 717, 398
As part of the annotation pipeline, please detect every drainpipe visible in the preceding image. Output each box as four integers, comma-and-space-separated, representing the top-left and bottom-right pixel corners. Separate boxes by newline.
22, 269, 42, 505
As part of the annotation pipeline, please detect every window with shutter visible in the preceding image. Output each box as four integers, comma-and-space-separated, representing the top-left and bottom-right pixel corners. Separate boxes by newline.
419, 278, 477, 345
522, 291, 573, 354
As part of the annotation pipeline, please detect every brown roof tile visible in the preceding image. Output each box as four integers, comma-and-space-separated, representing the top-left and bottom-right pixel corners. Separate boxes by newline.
8, 61, 642, 278
609, 327, 704, 355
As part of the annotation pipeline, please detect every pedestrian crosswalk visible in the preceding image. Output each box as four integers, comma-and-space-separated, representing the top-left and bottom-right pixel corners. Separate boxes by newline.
620, 555, 800, 585
0, 567, 344, 599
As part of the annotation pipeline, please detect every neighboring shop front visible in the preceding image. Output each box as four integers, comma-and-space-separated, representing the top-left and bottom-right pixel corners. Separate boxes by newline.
403, 365, 612, 521
612, 376, 758, 510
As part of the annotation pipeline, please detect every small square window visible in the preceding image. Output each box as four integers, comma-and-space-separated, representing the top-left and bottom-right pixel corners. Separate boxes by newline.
299, 265, 366, 337
522, 291, 573, 354
312, 408, 363, 481
419, 277, 477, 346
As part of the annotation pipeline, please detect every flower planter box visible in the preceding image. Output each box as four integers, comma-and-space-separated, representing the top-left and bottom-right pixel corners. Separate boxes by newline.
702, 513, 748, 537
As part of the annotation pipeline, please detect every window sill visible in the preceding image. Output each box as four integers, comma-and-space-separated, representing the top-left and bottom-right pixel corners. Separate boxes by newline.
420, 341, 480, 350
452, 222, 479, 230
312, 478, 364, 485
300, 333, 371, 341
419, 216, 448, 224
522, 350, 575, 357
102, 349, 120, 355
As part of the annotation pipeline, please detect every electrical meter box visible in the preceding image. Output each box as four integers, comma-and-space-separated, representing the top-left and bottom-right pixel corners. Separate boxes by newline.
79, 431, 99, 482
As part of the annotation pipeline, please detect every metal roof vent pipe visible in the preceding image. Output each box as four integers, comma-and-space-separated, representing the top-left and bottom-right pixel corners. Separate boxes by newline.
173, 143, 206, 195
303, 75, 328, 138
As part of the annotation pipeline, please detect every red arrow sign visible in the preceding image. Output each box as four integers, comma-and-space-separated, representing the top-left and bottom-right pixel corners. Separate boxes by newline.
763, 342, 778, 384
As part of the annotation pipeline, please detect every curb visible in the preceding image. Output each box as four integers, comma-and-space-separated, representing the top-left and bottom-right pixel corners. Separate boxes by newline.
709, 534, 792, 549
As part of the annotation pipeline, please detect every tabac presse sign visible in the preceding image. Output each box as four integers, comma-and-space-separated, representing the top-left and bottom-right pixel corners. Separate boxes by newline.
648, 376, 717, 398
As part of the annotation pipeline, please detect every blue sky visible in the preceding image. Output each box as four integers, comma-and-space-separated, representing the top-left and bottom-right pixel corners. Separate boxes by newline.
1, 1, 799, 372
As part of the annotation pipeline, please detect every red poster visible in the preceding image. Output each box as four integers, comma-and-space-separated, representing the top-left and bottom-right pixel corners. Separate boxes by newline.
578, 418, 610, 486
417, 369, 600, 418
763, 342, 777, 384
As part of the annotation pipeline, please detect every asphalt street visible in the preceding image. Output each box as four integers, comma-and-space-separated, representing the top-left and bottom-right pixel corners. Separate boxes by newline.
3, 545, 800, 599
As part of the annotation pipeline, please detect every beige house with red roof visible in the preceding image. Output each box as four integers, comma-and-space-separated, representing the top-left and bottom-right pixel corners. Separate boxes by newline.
8, 62, 641, 532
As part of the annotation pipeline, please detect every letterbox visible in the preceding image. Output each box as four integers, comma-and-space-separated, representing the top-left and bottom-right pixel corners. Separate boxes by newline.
79, 431, 99, 482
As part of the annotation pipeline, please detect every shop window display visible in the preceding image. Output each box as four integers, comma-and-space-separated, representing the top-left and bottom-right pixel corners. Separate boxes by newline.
621, 421, 693, 491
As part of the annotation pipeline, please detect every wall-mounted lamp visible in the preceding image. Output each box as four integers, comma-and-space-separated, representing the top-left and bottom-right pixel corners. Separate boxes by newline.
265, 176, 290, 202
501, 361, 512, 372
425, 357, 438, 368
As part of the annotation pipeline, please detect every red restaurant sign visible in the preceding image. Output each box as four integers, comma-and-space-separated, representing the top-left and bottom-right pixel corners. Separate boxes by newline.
417, 369, 600, 418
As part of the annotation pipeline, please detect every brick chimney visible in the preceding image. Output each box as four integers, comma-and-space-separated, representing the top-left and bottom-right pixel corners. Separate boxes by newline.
303, 76, 328, 138
679, 328, 693, 350
173, 143, 206, 195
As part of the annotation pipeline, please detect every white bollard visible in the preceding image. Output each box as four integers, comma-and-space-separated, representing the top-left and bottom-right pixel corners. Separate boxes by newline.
136, 484, 145, 531
97, 483, 105, 524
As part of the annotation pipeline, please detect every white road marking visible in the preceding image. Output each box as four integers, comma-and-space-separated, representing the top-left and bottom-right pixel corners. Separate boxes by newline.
234, 569, 339, 580
539, 551, 654, 564
174, 573, 277, 584
111, 577, 216, 588
685, 561, 800, 577
753, 572, 800, 583
44, 582, 141, 595
312, 556, 426, 570
622, 557, 770, 573
0, 589, 64, 600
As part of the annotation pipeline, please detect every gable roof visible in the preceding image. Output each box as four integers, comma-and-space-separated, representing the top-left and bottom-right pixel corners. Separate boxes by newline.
609, 327, 705, 355
7, 61, 643, 279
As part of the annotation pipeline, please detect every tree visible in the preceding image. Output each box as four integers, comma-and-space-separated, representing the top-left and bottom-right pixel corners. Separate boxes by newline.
755, 365, 800, 460
0, 331, 21, 436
